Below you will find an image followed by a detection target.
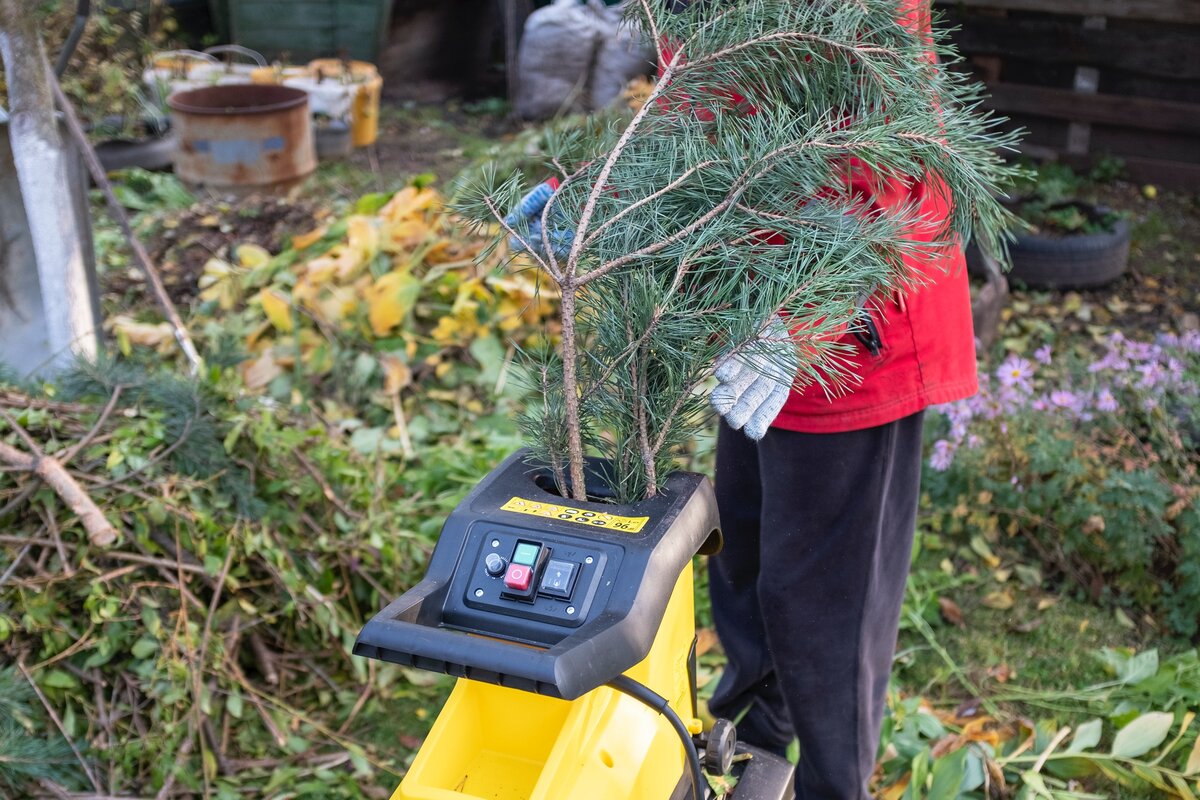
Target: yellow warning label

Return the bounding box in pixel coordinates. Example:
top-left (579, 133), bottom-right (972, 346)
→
top-left (500, 497), bottom-right (649, 533)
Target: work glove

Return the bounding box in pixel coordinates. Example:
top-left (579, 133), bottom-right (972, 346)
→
top-left (710, 316), bottom-right (799, 441)
top-left (504, 181), bottom-right (575, 259)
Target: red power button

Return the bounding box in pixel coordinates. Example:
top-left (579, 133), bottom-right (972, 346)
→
top-left (503, 563), bottom-right (533, 592)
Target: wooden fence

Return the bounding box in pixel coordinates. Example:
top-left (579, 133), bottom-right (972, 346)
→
top-left (935, 0), bottom-right (1200, 188)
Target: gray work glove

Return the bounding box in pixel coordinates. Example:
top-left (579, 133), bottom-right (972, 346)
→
top-left (710, 316), bottom-right (799, 440)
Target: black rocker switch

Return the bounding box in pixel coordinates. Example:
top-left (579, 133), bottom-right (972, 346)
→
top-left (539, 559), bottom-right (579, 599)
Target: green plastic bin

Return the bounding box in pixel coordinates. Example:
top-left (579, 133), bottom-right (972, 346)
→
top-left (208, 0), bottom-right (392, 64)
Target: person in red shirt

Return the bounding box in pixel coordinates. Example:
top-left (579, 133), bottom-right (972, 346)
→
top-left (698, 3), bottom-right (978, 798)
top-left (705, 183), bottom-right (976, 800)
top-left (508, 3), bottom-right (978, 796)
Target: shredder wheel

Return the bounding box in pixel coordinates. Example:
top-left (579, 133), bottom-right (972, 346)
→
top-left (703, 718), bottom-right (738, 776)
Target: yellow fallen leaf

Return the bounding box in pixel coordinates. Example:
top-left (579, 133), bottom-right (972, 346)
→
top-left (314, 285), bottom-right (359, 326)
top-left (381, 186), bottom-right (439, 223)
top-left (1036, 597), bottom-right (1057, 611)
top-left (981, 590), bottom-right (1014, 610)
top-left (301, 254), bottom-right (340, 288)
top-left (382, 218), bottom-right (433, 252)
top-left (366, 269), bottom-right (421, 337)
top-left (108, 315), bottom-right (175, 354)
top-left (347, 215), bottom-right (381, 262)
top-left (241, 351), bottom-right (282, 390)
top-left (198, 257), bottom-right (241, 310)
top-left (380, 355), bottom-right (412, 395)
top-left (236, 243), bottom-right (271, 269)
top-left (431, 315), bottom-right (462, 345)
top-left (259, 289), bottom-right (294, 332)
top-left (291, 225), bottom-right (328, 251)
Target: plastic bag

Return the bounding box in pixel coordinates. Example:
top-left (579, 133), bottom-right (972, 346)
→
top-left (515, 0), bottom-right (603, 120)
top-left (515, 0), bottom-right (653, 119)
top-left (591, 3), bottom-right (655, 109)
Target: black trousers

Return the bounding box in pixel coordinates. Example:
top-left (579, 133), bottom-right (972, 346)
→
top-left (707, 412), bottom-right (925, 800)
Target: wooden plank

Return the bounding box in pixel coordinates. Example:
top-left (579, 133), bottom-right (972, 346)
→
top-left (934, 0), bottom-right (1200, 24)
top-left (1065, 15), bottom-right (1106, 156)
top-left (943, 13), bottom-right (1200, 81)
top-left (1057, 153), bottom-right (1200, 189)
top-left (985, 83), bottom-right (1200, 135)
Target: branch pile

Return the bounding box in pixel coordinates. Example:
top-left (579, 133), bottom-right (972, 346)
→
top-left (0, 180), bottom-right (556, 797)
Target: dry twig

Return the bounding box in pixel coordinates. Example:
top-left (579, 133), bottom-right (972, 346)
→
top-left (0, 410), bottom-right (117, 546)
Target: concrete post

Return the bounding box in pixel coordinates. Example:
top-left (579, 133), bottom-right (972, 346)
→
top-left (0, 1), bottom-right (98, 375)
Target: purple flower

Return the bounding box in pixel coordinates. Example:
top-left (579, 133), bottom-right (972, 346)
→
top-left (1167, 358), bottom-right (1185, 382)
top-left (967, 434), bottom-right (982, 449)
top-left (1182, 331), bottom-right (1200, 353)
top-left (1137, 362), bottom-right (1167, 390)
top-left (1089, 350), bottom-right (1129, 374)
top-left (929, 439), bottom-right (956, 471)
top-left (997, 355), bottom-right (1035, 394)
top-left (1034, 345), bottom-right (1053, 365)
top-left (1143, 396), bottom-right (1159, 411)
top-left (1096, 388), bottom-right (1118, 413)
top-left (1050, 390), bottom-right (1078, 409)
top-left (1125, 341), bottom-right (1158, 362)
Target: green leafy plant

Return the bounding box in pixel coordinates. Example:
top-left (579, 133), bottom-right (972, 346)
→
top-left (923, 335), bottom-right (1200, 637)
top-left (1011, 163), bottom-right (1123, 236)
top-left (0, 0), bottom-right (178, 137)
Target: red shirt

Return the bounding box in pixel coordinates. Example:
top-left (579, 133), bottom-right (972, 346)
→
top-left (660, 0), bottom-right (978, 433)
top-left (774, 173), bottom-right (978, 433)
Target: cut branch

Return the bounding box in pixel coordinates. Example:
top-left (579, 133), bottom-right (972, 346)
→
top-left (0, 436), bottom-right (118, 547)
top-left (558, 286), bottom-right (588, 501)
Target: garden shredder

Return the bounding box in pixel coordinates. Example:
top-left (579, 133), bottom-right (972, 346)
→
top-left (353, 450), bottom-right (795, 800)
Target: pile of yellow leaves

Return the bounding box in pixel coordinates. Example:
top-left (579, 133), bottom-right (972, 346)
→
top-left (183, 185), bottom-right (557, 395)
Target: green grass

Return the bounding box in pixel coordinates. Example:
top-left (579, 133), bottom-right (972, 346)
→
top-left (895, 540), bottom-right (1156, 707)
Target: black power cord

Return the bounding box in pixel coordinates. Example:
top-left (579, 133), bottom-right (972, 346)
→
top-left (607, 675), bottom-right (707, 800)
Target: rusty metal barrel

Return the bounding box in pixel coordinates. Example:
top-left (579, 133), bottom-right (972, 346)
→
top-left (167, 84), bottom-right (315, 191)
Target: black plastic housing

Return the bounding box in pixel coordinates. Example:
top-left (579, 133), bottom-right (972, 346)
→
top-left (352, 450), bottom-right (721, 700)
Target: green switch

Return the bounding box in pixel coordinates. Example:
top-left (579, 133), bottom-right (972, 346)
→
top-left (512, 542), bottom-right (540, 566)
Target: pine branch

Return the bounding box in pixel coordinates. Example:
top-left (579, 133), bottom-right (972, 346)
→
top-left (461, 0), bottom-right (1023, 502)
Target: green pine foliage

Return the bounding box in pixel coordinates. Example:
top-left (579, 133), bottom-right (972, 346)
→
top-left (457, 0), bottom-right (1023, 502)
top-left (0, 667), bottom-right (78, 793)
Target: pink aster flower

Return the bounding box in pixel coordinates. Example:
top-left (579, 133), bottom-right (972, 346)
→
top-left (929, 439), bottom-right (956, 471)
top-left (1034, 345), bottom-right (1052, 365)
top-left (1050, 389), bottom-right (1078, 409)
top-left (997, 355), bottom-right (1035, 394)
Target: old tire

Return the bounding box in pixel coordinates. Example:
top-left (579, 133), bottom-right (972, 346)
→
top-left (94, 133), bottom-right (178, 172)
top-left (1007, 212), bottom-right (1130, 290)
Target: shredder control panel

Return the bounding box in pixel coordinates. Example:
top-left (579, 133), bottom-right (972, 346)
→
top-left (440, 521), bottom-right (624, 645)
